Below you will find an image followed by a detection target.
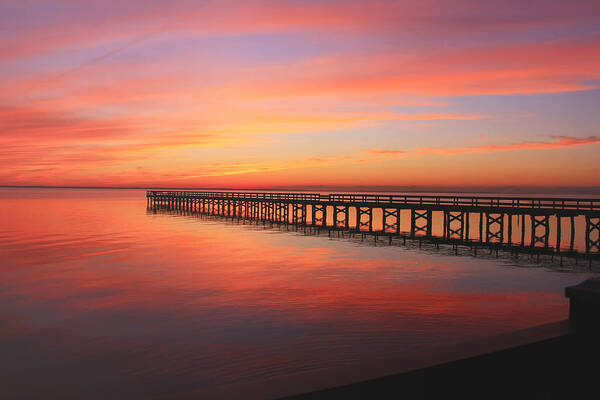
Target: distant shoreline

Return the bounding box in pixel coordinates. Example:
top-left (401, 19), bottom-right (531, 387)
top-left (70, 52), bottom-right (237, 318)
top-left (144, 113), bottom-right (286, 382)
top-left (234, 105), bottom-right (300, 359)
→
top-left (2, 185), bottom-right (600, 195)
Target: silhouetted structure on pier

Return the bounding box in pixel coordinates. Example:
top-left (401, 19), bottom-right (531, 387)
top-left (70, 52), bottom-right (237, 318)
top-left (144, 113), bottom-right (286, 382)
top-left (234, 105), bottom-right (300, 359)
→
top-left (147, 191), bottom-right (600, 261)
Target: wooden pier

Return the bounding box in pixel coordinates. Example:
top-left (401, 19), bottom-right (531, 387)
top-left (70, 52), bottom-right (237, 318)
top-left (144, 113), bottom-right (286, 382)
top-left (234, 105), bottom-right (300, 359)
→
top-left (147, 191), bottom-right (600, 260)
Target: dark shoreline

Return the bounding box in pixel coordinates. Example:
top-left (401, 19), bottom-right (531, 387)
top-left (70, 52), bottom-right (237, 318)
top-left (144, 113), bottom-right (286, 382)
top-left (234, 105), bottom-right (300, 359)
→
top-left (280, 279), bottom-right (600, 399)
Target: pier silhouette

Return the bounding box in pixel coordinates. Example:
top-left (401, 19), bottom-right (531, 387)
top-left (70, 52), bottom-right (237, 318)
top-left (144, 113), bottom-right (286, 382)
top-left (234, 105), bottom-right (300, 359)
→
top-left (147, 191), bottom-right (600, 265)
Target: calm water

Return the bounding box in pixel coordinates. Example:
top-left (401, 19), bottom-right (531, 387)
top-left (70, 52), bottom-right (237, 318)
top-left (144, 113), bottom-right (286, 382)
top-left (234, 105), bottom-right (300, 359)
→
top-left (0, 188), bottom-right (596, 399)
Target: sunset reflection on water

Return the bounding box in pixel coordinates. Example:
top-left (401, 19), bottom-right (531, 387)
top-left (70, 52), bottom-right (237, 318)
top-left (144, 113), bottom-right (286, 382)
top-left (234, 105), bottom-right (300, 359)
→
top-left (0, 189), bottom-right (596, 399)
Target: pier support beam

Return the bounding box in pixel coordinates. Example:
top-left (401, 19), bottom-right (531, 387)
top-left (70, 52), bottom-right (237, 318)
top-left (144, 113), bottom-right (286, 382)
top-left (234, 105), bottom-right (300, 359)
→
top-left (445, 211), bottom-right (465, 239)
top-left (531, 215), bottom-right (550, 248)
top-left (585, 216), bottom-right (600, 253)
top-left (485, 213), bottom-right (504, 243)
top-left (312, 204), bottom-right (325, 226)
top-left (334, 205), bottom-right (348, 228)
top-left (358, 207), bottom-right (373, 232)
top-left (556, 215), bottom-right (562, 251)
top-left (411, 210), bottom-right (431, 237)
top-left (292, 203), bottom-right (304, 225)
top-left (384, 208), bottom-right (400, 234)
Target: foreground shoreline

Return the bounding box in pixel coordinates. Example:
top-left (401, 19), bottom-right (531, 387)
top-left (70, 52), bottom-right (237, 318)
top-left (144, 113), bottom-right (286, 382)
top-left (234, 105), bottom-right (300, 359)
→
top-left (281, 279), bottom-right (600, 399)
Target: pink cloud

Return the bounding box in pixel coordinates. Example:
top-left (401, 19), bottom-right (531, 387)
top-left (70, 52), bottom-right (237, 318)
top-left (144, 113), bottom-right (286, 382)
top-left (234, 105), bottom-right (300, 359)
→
top-left (365, 149), bottom-right (408, 156)
top-left (418, 136), bottom-right (600, 156)
top-left (3, 0), bottom-right (599, 62)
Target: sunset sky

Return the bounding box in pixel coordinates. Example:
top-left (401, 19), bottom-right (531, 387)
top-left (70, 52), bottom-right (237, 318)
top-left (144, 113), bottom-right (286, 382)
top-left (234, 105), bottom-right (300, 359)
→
top-left (1, 0), bottom-right (599, 188)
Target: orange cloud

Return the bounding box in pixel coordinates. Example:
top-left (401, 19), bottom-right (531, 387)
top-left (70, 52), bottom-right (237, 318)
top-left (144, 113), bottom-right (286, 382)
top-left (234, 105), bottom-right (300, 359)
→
top-left (8, 37), bottom-right (597, 112)
top-left (166, 147), bottom-right (412, 179)
top-left (364, 149), bottom-right (408, 156)
top-left (418, 136), bottom-right (600, 156)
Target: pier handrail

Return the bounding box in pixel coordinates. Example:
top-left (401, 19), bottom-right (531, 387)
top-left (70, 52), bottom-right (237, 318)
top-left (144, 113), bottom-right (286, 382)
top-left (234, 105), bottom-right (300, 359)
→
top-left (326, 193), bottom-right (600, 211)
top-left (147, 190), bottom-right (322, 201)
top-left (146, 191), bottom-right (600, 211)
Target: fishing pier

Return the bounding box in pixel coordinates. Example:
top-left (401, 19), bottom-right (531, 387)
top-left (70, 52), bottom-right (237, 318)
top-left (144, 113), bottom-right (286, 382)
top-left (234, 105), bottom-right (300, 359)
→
top-left (147, 191), bottom-right (600, 260)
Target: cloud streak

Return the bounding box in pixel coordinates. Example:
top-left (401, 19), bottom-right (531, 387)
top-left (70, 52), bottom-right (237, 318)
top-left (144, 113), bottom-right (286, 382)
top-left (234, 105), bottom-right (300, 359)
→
top-left (418, 136), bottom-right (600, 156)
top-left (167, 135), bottom-right (600, 179)
top-left (3, 0), bottom-right (599, 61)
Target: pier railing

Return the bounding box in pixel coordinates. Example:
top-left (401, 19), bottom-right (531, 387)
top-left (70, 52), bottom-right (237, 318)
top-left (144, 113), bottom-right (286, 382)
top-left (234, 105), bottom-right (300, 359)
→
top-left (147, 191), bottom-right (600, 212)
top-left (147, 191), bottom-right (322, 201)
top-left (327, 194), bottom-right (600, 211)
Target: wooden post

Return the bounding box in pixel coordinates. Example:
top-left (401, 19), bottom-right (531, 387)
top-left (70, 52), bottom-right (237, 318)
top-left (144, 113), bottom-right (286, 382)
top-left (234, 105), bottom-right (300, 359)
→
top-left (570, 215), bottom-right (575, 252)
top-left (484, 213), bottom-right (489, 243)
top-left (443, 211), bottom-right (447, 239)
top-left (544, 215), bottom-right (550, 248)
top-left (556, 215), bottom-right (562, 252)
top-left (508, 214), bottom-right (513, 244)
top-left (586, 215), bottom-right (590, 253)
top-left (345, 206), bottom-right (350, 229)
top-left (302, 204), bottom-right (307, 225)
top-left (479, 212), bottom-right (484, 242)
top-left (530, 214), bottom-right (536, 247)
top-left (426, 210), bottom-right (432, 237)
top-left (333, 206), bottom-right (339, 228)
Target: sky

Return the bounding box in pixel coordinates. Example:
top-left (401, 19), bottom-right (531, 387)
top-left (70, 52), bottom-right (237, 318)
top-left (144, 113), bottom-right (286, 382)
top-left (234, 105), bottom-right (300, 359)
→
top-left (1, 0), bottom-right (599, 189)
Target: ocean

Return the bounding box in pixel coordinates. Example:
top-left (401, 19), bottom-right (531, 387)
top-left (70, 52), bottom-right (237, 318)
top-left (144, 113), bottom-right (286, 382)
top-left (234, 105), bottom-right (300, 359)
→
top-left (0, 188), bottom-right (596, 399)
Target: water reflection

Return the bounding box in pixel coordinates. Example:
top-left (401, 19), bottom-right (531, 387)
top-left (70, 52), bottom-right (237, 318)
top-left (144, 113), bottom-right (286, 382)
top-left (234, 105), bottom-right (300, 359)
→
top-left (150, 207), bottom-right (600, 272)
top-left (0, 189), bottom-right (597, 399)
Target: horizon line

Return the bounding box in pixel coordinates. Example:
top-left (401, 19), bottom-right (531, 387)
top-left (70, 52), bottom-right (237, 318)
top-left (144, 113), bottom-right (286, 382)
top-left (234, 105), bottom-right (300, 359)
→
top-left (2, 184), bottom-right (600, 195)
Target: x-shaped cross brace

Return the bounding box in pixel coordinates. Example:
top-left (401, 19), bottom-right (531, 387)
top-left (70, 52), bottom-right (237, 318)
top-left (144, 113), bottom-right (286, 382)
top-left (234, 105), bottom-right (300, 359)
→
top-left (358, 207), bottom-right (371, 228)
top-left (586, 217), bottom-right (600, 252)
top-left (487, 213), bottom-right (503, 241)
top-left (334, 206), bottom-right (347, 227)
top-left (447, 212), bottom-right (463, 238)
top-left (384, 208), bottom-right (399, 231)
top-left (413, 210), bottom-right (428, 233)
top-left (532, 215), bottom-right (549, 245)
